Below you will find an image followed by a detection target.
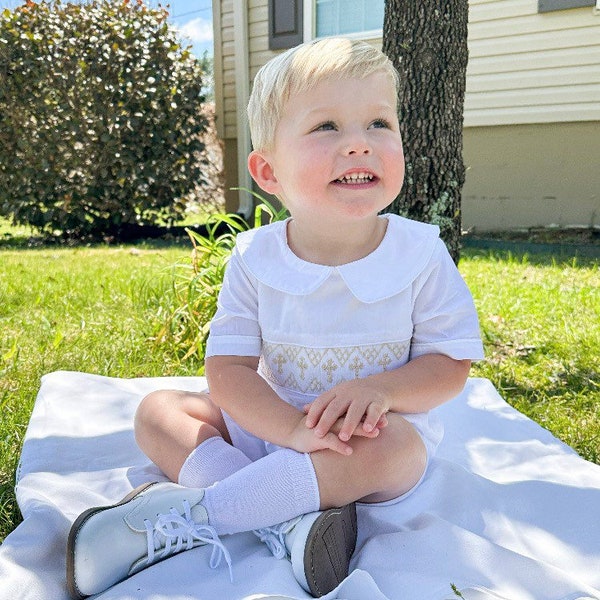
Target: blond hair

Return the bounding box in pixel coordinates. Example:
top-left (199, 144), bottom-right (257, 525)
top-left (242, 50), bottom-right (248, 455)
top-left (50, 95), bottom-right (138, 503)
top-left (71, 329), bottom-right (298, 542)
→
top-left (247, 38), bottom-right (400, 152)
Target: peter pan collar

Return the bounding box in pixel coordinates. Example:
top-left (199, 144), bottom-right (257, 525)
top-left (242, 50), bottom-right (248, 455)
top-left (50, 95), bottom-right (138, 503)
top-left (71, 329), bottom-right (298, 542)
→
top-left (236, 214), bottom-right (440, 303)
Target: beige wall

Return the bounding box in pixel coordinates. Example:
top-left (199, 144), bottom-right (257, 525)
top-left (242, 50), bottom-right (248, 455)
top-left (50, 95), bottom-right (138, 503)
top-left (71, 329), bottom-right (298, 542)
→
top-left (462, 122), bottom-right (600, 230)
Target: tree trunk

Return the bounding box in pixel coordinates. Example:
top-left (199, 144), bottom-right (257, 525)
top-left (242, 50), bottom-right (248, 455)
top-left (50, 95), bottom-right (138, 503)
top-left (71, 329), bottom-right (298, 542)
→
top-left (382, 0), bottom-right (469, 262)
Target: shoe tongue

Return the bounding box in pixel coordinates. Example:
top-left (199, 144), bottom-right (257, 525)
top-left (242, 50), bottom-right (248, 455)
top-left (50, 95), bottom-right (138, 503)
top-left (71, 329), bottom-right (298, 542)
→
top-left (124, 485), bottom-right (206, 531)
top-left (277, 516), bottom-right (303, 553)
top-left (190, 502), bottom-right (209, 525)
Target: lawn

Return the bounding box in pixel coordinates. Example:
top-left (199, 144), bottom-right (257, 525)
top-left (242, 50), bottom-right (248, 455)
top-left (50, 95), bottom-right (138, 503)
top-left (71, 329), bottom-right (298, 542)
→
top-left (0, 233), bottom-right (598, 543)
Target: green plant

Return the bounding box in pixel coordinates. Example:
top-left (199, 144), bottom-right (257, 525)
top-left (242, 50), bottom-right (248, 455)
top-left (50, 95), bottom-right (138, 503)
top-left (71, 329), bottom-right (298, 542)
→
top-left (154, 197), bottom-right (289, 362)
top-left (154, 213), bottom-right (247, 362)
top-left (0, 0), bottom-right (210, 239)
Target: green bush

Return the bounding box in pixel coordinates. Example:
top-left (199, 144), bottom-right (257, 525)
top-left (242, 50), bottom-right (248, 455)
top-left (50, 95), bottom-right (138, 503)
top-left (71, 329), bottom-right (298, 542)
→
top-left (0, 0), bottom-right (209, 238)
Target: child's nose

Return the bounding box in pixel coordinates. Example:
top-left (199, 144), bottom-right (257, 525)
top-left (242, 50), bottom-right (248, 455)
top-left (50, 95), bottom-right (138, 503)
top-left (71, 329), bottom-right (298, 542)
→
top-left (343, 132), bottom-right (372, 156)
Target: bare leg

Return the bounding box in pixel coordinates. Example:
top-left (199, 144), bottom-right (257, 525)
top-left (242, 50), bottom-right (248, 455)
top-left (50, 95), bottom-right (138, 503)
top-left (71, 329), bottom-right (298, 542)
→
top-left (134, 390), bottom-right (231, 483)
top-left (135, 391), bottom-right (427, 507)
top-left (310, 413), bottom-right (427, 508)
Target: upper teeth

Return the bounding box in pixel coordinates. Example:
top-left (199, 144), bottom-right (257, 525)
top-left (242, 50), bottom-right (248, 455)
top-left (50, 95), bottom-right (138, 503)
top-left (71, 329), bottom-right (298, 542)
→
top-left (337, 172), bottom-right (373, 184)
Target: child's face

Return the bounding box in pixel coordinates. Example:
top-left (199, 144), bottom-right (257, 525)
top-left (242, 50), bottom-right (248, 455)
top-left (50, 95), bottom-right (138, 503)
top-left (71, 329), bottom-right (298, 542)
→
top-left (249, 71), bottom-right (404, 230)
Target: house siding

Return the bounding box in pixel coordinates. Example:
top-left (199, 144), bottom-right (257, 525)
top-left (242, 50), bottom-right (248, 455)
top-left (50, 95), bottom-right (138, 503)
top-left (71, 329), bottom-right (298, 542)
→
top-left (214, 0), bottom-right (235, 139)
top-left (214, 1), bottom-right (277, 137)
top-left (248, 2), bottom-right (277, 79)
top-left (465, 0), bottom-right (600, 126)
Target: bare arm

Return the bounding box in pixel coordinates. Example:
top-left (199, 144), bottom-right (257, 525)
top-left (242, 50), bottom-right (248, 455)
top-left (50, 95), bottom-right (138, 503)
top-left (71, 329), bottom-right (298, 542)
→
top-left (205, 354), bottom-right (379, 455)
top-left (305, 354), bottom-right (471, 442)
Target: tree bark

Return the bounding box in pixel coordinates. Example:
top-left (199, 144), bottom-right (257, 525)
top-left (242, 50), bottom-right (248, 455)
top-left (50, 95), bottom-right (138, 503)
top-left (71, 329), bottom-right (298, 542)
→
top-left (382, 0), bottom-right (469, 262)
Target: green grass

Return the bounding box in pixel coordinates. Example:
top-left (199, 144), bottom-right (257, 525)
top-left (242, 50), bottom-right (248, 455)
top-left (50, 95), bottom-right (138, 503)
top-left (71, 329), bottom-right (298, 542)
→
top-left (462, 250), bottom-right (599, 464)
top-left (0, 242), bottom-right (202, 541)
top-left (0, 235), bottom-right (598, 544)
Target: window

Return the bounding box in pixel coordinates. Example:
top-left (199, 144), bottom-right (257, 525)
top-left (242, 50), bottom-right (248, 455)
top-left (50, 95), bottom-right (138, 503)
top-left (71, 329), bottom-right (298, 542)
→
top-left (538, 0), bottom-right (595, 12)
top-left (315, 0), bottom-right (384, 37)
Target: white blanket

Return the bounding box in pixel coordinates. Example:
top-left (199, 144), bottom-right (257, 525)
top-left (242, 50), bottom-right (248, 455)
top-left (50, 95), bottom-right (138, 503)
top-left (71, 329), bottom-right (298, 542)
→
top-left (1, 372), bottom-right (599, 600)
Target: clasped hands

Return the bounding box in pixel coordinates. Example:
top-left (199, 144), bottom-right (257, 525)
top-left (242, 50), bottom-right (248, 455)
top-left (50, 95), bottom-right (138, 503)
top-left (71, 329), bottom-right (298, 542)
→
top-left (289, 379), bottom-right (390, 456)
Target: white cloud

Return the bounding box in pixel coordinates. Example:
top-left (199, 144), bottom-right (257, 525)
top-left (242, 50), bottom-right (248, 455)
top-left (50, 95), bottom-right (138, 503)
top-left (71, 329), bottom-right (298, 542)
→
top-left (177, 17), bottom-right (213, 44)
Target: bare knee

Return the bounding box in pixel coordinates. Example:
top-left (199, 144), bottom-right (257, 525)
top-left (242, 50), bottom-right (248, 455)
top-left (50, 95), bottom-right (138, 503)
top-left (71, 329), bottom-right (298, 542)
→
top-left (313, 415), bottom-right (427, 507)
top-left (134, 389), bottom-right (227, 440)
top-left (134, 389), bottom-right (178, 445)
top-left (134, 389), bottom-right (229, 480)
top-left (360, 416), bottom-right (427, 503)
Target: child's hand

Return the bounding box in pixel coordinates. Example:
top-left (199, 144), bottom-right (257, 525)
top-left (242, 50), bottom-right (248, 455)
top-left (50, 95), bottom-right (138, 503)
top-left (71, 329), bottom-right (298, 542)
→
top-left (288, 415), bottom-right (355, 456)
top-left (303, 408), bottom-right (387, 439)
top-left (304, 380), bottom-right (390, 442)
top-left (328, 415), bottom-right (388, 438)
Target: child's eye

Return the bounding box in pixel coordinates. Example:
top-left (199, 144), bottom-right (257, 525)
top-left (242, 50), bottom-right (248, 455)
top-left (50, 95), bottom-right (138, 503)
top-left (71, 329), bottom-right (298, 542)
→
top-left (369, 119), bottom-right (391, 129)
top-left (313, 121), bottom-right (337, 132)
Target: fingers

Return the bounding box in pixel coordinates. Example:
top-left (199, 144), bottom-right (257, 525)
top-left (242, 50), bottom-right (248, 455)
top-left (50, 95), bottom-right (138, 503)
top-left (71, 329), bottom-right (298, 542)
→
top-left (362, 403), bottom-right (388, 434)
top-left (304, 388), bottom-right (389, 442)
top-left (322, 432), bottom-right (353, 456)
top-left (306, 393), bottom-right (347, 438)
top-left (350, 424), bottom-right (380, 438)
top-left (338, 400), bottom-right (368, 441)
top-left (303, 393), bottom-right (334, 430)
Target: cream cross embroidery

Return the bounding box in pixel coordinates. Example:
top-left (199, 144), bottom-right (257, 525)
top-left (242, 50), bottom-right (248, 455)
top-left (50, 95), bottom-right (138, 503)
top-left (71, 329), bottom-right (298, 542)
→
top-left (322, 358), bottom-right (338, 383)
top-left (273, 353), bottom-right (287, 374)
top-left (349, 356), bottom-right (364, 378)
top-left (260, 341), bottom-right (410, 394)
top-left (378, 353), bottom-right (392, 371)
top-left (297, 356), bottom-right (309, 380)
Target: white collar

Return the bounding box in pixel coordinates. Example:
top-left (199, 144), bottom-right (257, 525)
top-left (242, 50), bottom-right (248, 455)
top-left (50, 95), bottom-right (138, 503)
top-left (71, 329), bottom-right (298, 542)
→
top-left (236, 214), bottom-right (440, 303)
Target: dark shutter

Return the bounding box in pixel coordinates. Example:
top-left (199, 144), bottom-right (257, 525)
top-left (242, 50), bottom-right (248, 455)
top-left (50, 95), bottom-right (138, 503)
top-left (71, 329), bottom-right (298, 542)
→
top-left (538, 0), bottom-right (594, 12)
top-left (268, 0), bottom-right (303, 50)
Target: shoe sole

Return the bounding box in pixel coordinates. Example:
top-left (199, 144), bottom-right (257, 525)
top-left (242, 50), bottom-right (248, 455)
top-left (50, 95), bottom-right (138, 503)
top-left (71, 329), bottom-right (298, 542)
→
top-left (302, 503), bottom-right (357, 598)
top-left (66, 482), bottom-right (159, 599)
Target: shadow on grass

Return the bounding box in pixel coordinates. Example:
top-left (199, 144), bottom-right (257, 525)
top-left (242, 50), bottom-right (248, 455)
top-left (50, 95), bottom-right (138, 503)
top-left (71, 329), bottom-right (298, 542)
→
top-left (462, 238), bottom-right (600, 262)
top-left (0, 219), bottom-right (244, 251)
top-left (3, 232), bottom-right (600, 266)
top-left (1, 231), bottom-right (199, 251)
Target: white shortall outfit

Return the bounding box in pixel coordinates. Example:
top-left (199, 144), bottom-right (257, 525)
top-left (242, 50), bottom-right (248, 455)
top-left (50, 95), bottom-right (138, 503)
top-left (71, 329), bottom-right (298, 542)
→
top-left (66, 215), bottom-right (485, 600)
top-left (205, 214), bottom-right (485, 494)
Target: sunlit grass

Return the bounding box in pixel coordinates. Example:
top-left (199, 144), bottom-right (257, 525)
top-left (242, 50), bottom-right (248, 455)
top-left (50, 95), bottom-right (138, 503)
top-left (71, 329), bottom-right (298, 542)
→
top-left (461, 250), bottom-right (599, 464)
top-left (0, 243), bottom-right (201, 540)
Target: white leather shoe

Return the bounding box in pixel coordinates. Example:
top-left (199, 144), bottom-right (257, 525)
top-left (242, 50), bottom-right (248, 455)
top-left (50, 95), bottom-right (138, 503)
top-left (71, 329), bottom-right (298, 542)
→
top-left (254, 503), bottom-right (357, 597)
top-left (67, 482), bottom-right (231, 599)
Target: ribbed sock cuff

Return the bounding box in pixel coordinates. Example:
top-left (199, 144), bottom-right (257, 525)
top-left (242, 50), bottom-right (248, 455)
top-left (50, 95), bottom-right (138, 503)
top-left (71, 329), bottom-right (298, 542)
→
top-left (178, 436), bottom-right (251, 488)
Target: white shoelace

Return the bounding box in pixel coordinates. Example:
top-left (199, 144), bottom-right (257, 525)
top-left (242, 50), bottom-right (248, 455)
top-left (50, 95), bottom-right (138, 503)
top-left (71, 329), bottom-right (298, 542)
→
top-left (143, 499), bottom-right (233, 580)
top-left (254, 516), bottom-right (302, 560)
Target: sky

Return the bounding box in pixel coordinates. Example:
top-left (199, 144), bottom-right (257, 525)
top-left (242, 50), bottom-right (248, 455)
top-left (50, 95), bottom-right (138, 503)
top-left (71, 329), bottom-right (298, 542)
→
top-left (0, 0), bottom-right (215, 56)
top-left (163, 0), bottom-right (214, 57)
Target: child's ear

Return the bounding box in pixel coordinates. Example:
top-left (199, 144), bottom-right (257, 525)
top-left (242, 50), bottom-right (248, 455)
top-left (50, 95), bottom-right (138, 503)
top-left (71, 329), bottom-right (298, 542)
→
top-left (248, 150), bottom-right (280, 195)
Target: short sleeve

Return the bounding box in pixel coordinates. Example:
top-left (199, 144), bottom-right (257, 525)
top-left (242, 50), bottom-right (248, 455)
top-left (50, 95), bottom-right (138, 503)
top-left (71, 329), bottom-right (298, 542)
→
top-left (410, 239), bottom-right (484, 361)
top-left (205, 245), bottom-right (262, 358)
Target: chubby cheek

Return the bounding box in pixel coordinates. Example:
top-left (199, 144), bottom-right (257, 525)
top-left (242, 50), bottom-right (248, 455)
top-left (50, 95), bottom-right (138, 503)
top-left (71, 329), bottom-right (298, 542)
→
top-left (388, 142), bottom-right (406, 192)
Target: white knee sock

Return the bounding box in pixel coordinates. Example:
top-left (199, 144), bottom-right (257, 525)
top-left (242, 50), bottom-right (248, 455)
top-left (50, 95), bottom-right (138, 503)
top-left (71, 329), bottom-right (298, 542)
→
top-left (178, 436), bottom-right (252, 488)
top-left (202, 448), bottom-right (320, 535)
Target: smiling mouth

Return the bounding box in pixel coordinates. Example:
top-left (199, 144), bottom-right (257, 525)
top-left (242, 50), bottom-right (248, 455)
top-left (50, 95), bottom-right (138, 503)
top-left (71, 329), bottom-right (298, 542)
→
top-left (334, 172), bottom-right (375, 184)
